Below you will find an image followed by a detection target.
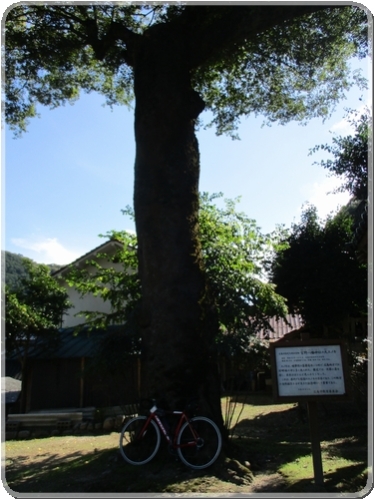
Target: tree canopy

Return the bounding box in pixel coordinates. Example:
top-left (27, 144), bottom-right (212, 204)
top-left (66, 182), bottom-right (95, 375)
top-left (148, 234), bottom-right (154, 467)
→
top-left (271, 96), bottom-right (369, 335)
top-left (310, 107), bottom-right (370, 200)
top-left (5, 259), bottom-right (71, 355)
top-left (6, 5), bottom-right (368, 135)
top-left (271, 204), bottom-right (367, 334)
top-left (4, 259), bottom-right (71, 411)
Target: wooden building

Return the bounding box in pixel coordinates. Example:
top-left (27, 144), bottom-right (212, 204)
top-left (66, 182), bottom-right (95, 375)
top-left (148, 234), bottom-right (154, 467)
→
top-left (7, 326), bottom-right (140, 412)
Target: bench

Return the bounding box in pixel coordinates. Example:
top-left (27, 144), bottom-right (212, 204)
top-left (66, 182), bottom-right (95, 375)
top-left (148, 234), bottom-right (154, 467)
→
top-left (7, 412), bottom-right (83, 430)
top-left (6, 404), bottom-right (139, 431)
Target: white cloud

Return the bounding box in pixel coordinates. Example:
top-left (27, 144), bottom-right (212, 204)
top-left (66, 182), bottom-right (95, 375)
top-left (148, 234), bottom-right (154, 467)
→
top-left (301, 176), bottom-right (351, 221)
top-left (11, 237), bottom-right (82, 265)
top-left (330, 118), bottom-right (353, 135)
top-left (330, 101), bottom-right (371, 135)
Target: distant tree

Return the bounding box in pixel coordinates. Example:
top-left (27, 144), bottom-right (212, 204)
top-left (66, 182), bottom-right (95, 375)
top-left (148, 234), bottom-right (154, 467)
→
top-left (3, 251), bottom-right (30, 291)
top-left (48, 263), bottom-right (64, 274)
top-left (6, 4), bottom-right (369, 422)
top-left (3, 250), bottom-right (63, 290)
top-left (5, 259), bottom-right (71, 411)
top-left (310, 108), bottom-right (370, 200)
top-left (272, 99), bottom-right (369, 334)
top-left (271, 204), bottom-right (367, 335)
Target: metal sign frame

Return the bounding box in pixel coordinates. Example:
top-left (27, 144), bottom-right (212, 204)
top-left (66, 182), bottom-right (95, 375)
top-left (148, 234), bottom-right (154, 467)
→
top-left (270, 338), bottom-right (351, 403)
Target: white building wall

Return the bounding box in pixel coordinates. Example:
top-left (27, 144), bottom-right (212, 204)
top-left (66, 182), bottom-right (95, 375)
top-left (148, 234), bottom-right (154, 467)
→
top-left (61, 287), bottom-right (113, 327)
top-left (58, 254), bottom-right (125, 328)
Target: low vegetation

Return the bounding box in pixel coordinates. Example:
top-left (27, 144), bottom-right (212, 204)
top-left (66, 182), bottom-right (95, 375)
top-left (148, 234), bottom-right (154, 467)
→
top-left (4, 393), bottom-right (369, 494)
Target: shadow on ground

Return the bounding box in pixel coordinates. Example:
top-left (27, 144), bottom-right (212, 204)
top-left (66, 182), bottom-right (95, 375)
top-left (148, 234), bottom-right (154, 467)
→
top-left (5, 397), bottom-right (368, 494)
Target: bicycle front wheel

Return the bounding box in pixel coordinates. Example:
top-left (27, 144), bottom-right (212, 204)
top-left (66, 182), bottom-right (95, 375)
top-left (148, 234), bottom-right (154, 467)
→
top-left (119, 416), bottom-right (161, 465)
top-left (177, 416), bottom-right (222, 469)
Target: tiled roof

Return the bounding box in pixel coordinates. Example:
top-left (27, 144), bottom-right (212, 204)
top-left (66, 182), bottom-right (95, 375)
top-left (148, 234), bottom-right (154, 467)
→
top-left (256, 314), bottom-right (304, 341)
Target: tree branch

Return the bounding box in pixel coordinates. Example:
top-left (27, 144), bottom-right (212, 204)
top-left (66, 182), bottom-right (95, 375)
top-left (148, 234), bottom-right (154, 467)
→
top-left (178, 5), bottom-right (333, 69)
top-left (51, 6), bottom-right (140, 66)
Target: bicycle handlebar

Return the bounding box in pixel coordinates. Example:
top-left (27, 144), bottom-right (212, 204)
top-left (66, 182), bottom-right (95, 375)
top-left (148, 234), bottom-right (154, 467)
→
top-left (139, 397), bottom-right (200, 415)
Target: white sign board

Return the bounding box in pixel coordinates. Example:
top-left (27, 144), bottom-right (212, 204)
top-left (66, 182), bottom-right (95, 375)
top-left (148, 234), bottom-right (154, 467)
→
top-left (274, 344), bottom-right (346, 397)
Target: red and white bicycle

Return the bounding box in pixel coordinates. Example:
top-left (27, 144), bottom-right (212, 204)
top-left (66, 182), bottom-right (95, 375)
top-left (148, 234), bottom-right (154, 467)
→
top-left (119, 399), bottom-right (222, 470)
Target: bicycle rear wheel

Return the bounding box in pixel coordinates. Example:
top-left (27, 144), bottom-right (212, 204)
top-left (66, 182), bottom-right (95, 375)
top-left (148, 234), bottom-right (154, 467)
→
top-left (177, 416), bottom-right (222, 469)
top-left (119, 416), bottom-right (161, 465)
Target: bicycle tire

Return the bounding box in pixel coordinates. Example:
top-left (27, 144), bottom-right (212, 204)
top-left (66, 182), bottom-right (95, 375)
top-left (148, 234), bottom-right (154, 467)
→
top-left (177, 416), bottom-right (222, 469)
top-left (119, 416), bottom-right (161, 465)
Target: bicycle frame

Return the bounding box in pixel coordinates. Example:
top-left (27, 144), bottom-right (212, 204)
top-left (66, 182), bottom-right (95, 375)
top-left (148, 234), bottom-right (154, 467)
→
top-left (138, 405), bottom-right (198, 450)
top-left (120, 402), bottom-right (222, 469)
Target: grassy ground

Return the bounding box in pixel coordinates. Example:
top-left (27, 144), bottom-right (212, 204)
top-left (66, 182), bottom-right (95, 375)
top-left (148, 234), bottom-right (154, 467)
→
top-left (3, 392), bottom-right (370, 495)
top-left (225, 393), bottom-right (370, 493)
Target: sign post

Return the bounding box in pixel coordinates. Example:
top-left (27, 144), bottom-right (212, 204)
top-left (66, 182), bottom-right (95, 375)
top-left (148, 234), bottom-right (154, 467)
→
top-left (307, 400), bottom-right (324, 485)
top-left (270, 337), bottom-right (350, 486)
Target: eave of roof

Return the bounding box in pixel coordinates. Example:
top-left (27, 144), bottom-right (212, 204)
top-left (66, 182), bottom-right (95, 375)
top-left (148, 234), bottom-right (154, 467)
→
top-left (52, 238), bottom-right (124, 277)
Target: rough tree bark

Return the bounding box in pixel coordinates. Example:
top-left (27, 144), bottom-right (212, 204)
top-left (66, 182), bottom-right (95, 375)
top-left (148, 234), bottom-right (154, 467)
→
top-left (132, 24), bottom-right (223, 426)
top-left (128, 5), bottom-right (330, 426)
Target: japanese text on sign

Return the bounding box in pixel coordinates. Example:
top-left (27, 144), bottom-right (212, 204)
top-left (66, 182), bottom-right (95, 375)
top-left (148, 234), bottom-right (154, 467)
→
top-left (274, 345), bottom-right (345, 397)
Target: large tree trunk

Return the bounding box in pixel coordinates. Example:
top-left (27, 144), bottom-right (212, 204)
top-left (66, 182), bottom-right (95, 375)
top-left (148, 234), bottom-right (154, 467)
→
top-left (132, 27), bottom-right (223, 428)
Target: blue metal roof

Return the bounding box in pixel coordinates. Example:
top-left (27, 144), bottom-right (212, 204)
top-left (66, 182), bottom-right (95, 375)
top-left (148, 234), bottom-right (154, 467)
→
top-left (8, 326), bottom-right (125, 360)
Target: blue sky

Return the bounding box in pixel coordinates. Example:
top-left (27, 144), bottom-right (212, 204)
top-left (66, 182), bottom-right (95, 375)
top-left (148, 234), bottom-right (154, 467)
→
top-left (2, 51), bottom-right (371, 265)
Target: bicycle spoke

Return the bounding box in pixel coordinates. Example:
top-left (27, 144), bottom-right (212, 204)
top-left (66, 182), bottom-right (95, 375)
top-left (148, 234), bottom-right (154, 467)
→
top-left (177, 416), bottom-right (222, 469)
top-left (119, 416), bottom-right (160, 465)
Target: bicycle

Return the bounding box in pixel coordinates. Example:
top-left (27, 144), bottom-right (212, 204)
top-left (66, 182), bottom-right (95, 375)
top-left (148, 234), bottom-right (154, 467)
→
top-left (119, 399), bottom-right (222, 469)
